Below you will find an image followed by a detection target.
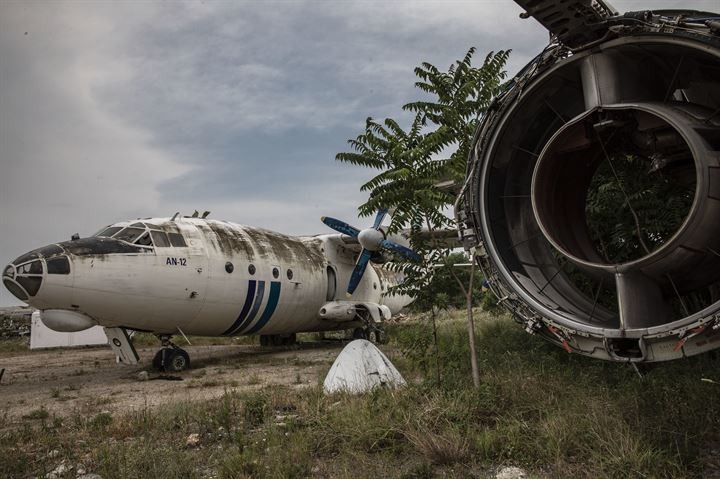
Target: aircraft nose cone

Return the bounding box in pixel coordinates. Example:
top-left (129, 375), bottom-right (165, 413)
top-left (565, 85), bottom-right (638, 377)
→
top-left (3, 264), bottom-right (14, 279)
top-left (3, 263), bottom-right (30, 301)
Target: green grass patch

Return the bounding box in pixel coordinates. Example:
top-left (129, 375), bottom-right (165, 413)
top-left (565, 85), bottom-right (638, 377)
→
top-left (1, 315), bottom-right (718, 478)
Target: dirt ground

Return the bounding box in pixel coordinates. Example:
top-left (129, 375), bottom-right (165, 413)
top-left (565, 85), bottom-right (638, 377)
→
top-left (0, 341), bottom-right (345, 425)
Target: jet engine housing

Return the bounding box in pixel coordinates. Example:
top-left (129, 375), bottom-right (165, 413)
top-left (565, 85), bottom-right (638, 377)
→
top-left (457, 2), bottom-right (720, 362)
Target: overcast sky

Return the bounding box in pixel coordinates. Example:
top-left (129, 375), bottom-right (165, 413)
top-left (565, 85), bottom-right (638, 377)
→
top-left (1, 0), bottom-right (716, 307)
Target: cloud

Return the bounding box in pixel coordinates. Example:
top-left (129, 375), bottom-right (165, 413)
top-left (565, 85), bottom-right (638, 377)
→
top-left (3, 0), bottom-right (715, 307)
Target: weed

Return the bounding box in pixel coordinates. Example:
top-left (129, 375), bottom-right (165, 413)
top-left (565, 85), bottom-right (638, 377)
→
top-left (90, 412), bottom-right (113, 430)
top-left (22, 407), bottom-right (49, 420)
top-left (2, 315), bottom-right (717, 479)
top-left (401, 462), bottom-right (435, 479)
top-left (243, 393), bottom-right (267, 427)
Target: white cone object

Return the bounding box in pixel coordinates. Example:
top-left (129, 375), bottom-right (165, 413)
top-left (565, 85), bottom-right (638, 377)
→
top-left (323, 339), bottom-right (406, 394)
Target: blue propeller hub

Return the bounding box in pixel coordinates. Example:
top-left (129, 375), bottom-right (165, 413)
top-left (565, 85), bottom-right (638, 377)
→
top-left (321, 209), bottom-right (421, 296)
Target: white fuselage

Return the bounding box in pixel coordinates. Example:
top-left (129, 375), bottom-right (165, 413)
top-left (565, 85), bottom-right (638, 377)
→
top-left (3, 217), bottom-right (411, 337)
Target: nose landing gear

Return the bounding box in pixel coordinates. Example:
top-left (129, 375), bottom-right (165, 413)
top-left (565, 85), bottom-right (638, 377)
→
top-left (152, 335), bottom-right (190, 372)
top-left (352, 325), bottom-right (386, 344)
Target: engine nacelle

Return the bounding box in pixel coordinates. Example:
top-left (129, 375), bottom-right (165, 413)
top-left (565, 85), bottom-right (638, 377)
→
top-left (319, 302), bottom-right (357, 321)
top-left (318, 301), bottom-right (391, 323)
top-left (456, 2), bottom-right (720, 362)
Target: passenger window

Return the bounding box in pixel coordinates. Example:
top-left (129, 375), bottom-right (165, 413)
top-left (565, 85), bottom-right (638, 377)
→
top-left (168, 233), bottom-right (187, 247)
top-left (135, 232), bottom-right (153, 247)
top-left (95, 226), bottom-right (122, 238)
top-left (114, 227), bottom-right (145, 243)
top-left (151, 231), bottom-right (170, 248)
top-left (47, 257), bottom-right (70, 275)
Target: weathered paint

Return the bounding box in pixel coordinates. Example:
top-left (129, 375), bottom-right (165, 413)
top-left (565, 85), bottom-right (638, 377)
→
top-left (6, 216), bottom-right (413, 338)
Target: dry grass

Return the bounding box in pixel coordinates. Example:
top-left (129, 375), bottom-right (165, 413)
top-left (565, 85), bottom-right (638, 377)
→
top-left (1, 315), bottom-right (718, 479)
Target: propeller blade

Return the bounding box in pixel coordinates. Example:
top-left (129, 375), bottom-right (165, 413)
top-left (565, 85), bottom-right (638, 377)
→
top-left (321, 216), bottom-right (360, 237)
top-left (347, 249), bottom-right (373, 296)
top-left (380, 239), bottom-right (422, 262)
top-left (372, 208), bottom-right (389, 229)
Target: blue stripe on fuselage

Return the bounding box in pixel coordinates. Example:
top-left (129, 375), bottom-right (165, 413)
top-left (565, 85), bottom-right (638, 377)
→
top-left (223, 280), bottom-right (257, 336)
top-left (234, 280), bottom-right (266, 335)
top-left (244, 281), bottom-right (281, 335)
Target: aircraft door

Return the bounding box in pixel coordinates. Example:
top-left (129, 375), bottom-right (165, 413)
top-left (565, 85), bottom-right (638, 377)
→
top-left (326, 265), bottom-right (337, 301)
top-left (172, 222), bottom-right (209, 321)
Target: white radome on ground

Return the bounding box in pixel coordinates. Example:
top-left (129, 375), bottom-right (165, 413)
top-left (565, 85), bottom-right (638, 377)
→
top-left (323, 339), bottom-right (406, 394)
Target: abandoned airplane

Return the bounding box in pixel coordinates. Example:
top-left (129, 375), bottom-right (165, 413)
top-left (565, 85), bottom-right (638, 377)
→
top-left (2, 210), bottom-right (418, 372)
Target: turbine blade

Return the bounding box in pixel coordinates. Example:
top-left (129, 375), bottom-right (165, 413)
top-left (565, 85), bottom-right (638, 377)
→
top-left (321, 216), bottom-right (360, 237)
top-left (347, 249), bottom-right (373, 295)
top-left (380, 239), bottom-right (422, 262)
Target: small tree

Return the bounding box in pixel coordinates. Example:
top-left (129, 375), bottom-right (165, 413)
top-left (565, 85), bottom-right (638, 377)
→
top-left (337, 48), bottom-right (510, 387)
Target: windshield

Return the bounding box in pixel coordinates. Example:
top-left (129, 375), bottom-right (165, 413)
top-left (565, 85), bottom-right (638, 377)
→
top-left (95, 226), bottom-right (122, 238)
top-left (92, 222), bottom-right (188, 249)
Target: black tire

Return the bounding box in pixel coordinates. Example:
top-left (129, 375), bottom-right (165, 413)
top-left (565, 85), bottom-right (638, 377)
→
top-left (152, 349), bottom-right (165, 371)
top-left (373, 329), bottom-right (387, 344)
top-left (164, 348), bottom-right (190, 372)
top-left (352, 328), bottom-right (368, 340)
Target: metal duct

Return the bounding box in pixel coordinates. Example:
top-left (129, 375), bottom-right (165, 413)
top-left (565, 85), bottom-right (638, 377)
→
top-left (457, 6), bottom-right (720, 362)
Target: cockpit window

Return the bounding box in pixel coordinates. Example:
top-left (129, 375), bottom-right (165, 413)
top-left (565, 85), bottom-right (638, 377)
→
top-left (17, 260), bottom-right (43, 275)
top-left (47, 256), bottom-right (70, 275)
top-left (114, 227), bottom-right (145, 243)
top-left (95, 226), bottom-right (122, 238)
top-left (168, 233), bottom-right (187, 247)
top-left (130, 222), bottom-right (145, 228)
top-left (17, 277), bottom-right (42, 296)
top-left (134, 232), bottom-right (153, 247)
top-left (3, 279), bottom-right (28, 300)
top-left (39, 244), bottom-right (64, 257)
top-left (151, 231), bottom-right (171, 247)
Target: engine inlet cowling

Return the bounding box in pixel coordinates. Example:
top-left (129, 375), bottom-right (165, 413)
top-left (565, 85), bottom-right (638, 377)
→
top-left (458, 5), bottom-right (720, 362)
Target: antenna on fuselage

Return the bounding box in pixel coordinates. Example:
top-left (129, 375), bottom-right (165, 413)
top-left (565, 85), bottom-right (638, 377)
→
top-left (171, 212), bottom-right (180, 221)
top-left (201, 211), bottom-right (211, 219)
top-left (191, 210), bottom-right (199, 218)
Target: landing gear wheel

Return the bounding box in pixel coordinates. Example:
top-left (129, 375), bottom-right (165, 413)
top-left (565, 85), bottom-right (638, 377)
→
top-left (152, 347), bottom-right (190, 372)
top-left (352, 328), bottom-right (369, 340)
top-left (372, 329), bottom-right (387, 344)
top-left (152, 349), bottom-right (165, 370)
top-left (165, 348), bottom-right (190, 372)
